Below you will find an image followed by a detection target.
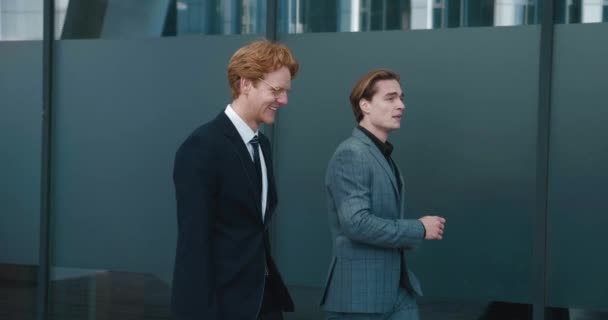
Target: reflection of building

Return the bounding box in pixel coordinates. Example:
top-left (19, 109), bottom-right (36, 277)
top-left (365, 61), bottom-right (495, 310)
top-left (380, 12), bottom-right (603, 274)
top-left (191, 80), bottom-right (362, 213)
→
top-left (0, 0), bottom-right (69, 40)
top-left (494, 0), bottom-right (538, 26)
top-left (2, 0), bottom-right (607, 40)
top-left (278, 0), bottom-right (536, 32)
top-left (0, 0), bottom-right (44, 40)
top-left (278, 0), bottom-right (608, 33)
top-left (581, 0), bottom-right (606, 23)
top-left (176, 0), bottom-right (266, 35)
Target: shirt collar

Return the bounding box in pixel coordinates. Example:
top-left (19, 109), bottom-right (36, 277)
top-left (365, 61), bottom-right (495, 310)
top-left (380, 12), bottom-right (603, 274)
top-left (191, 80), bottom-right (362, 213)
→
top-left (357, 125), bottom-right (393, 158)
top-left (225, 105), bottom-right (258, 144)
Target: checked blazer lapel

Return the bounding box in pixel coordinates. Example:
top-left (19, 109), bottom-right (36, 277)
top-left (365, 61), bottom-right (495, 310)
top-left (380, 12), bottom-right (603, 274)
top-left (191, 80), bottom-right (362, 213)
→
top-left (352, 129), bottom-right (400, 200)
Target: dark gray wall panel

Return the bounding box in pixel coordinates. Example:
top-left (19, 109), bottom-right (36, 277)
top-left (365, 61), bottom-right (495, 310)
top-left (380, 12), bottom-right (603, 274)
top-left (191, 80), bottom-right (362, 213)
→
top-left (275, 27), bottom-right (539, 303)
top-left (0, 41), bottom-right (42, 265)
top-left (547, 23), bottom-right (608, 310)
top-left (52, 35), bottom-right (256, 283)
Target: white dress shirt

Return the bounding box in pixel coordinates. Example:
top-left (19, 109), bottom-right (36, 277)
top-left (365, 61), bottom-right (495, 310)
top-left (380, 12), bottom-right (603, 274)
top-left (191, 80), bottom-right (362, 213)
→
top-left (224, 105), bottom-right (268, 219)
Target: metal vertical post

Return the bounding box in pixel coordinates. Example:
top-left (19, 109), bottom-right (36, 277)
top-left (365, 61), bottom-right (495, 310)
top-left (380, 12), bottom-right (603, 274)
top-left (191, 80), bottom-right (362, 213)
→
top-left (37, 0), bottom-right (55, 319)
top-left (534, 0), bottom-right (556, 319)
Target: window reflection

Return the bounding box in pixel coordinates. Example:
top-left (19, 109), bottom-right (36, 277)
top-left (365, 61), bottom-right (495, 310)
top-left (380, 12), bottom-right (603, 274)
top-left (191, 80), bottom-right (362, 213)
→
top-left (55, 0), bottom-right (70, 38)
top-left (581, 0), bottom-right (606, 23)
top-left (568, 308), bottom-right (608, 319)
top-left (278, 0), bottom-right (542, 34)
top-left (51, 0), bottom-right (266, 39)
top-left (557, 0), bottom-right (608, 23)
top-left (0, 0), bottom-right (42, 40)
top-left (176, 0), bottom-right (266, 35)
top-left (49, 267), bottom-right (172, 320)
top-left (3, 0), bottom-right (607, 40)
top-left (0, 0), bottom-right (72, 41)
top-left (493, 0), bottom-right (539, 26)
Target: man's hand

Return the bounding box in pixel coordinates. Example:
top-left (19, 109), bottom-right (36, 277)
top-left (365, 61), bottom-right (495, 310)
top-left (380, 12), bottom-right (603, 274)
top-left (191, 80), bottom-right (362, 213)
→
top-left (418, 216), bottom-right (446, 240)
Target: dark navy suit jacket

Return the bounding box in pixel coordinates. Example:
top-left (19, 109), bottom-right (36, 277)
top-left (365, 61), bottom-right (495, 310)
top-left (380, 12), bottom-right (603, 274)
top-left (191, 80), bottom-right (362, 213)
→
top-left (171, 112), bottom-right (293, 320)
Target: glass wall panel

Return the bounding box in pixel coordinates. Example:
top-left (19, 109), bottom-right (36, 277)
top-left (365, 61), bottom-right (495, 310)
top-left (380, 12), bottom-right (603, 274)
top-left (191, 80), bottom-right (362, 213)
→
top-left (0, 41), bottom-right (43, 320)
top-left (547, 23), bottom-right (608, 314)
top-left (48, 35), bottom-right (256, 320)
top-left (275, 27), bottom-right (540, 317)
top-left (54, 0), bottom-right (265, 39)
top-left (556, 0), bottom-right (608, 24)
top-left (278, 0), bottom-right (540, 33)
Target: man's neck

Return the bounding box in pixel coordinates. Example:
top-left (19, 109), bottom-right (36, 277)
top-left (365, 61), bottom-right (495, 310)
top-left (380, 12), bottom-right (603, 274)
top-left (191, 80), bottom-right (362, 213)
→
top-left (359, 121), bottom-right (388, 143)
top-left (231, 99), bottom-right (258, 132)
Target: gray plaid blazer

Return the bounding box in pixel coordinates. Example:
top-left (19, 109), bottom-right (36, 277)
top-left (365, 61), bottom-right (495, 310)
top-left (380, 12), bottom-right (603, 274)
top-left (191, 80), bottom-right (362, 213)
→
top-left (320, 128), bottom-right (426, 314)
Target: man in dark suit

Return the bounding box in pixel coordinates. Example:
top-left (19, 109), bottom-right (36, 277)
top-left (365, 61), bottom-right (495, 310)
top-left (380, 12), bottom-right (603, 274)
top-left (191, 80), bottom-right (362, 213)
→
top-left (171, 40), bottom-right (299, 320)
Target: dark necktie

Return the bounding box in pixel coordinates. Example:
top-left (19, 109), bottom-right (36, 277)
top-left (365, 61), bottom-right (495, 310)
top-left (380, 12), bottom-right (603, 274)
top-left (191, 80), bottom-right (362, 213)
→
top-left (250, 135), bottom-right (263, 194)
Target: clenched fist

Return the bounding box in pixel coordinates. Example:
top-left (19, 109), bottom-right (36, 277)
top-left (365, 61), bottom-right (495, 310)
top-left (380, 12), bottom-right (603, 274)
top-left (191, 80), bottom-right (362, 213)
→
top-left (418, 216), bottom-right (446, 240)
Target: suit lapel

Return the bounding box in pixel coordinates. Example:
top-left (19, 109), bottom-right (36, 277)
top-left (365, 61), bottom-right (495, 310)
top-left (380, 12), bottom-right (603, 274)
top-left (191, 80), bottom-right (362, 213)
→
top-left (352, 129), bottom-right (400, 199)
top-left (217, 113), bottom-right (263, 220)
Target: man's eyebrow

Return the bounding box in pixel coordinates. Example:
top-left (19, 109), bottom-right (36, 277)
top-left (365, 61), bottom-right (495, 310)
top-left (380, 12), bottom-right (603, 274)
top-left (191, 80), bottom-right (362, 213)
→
top-left (384, 92), bottom-right (403, 98)
top-left (275, 84), bottom-right (290, 91)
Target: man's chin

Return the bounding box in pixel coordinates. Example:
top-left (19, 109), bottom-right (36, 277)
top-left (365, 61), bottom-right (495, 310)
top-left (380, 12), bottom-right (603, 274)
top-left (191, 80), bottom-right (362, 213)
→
top-left (262, 117), bottom-right (276, 125)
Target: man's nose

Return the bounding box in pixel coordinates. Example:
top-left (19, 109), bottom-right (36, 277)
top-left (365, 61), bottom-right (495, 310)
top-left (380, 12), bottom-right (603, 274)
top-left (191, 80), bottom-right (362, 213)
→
top-left (276, 92), bottom-right (288, 105)
top-left (397, 100), bottom-right (405, 110)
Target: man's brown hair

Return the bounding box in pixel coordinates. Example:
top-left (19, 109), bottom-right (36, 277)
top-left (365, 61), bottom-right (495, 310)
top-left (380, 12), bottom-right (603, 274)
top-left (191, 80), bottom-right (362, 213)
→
top-left (227, 39), bottom-right (300, 99)
top-left (349, 69), bottom-right (401, 123)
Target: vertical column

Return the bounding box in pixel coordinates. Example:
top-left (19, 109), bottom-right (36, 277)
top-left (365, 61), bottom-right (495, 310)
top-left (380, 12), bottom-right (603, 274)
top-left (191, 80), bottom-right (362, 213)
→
top-left (37, 0), bottom-right (55, 319)
top-left (533, 0), bottom-right (555, 319)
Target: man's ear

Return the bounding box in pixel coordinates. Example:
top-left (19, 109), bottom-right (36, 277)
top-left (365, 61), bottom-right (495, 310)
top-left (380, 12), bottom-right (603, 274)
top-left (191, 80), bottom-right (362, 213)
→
top-left (240, 78), bottom-right (252, 95)
top-left (360, 99), bottom-right (370, 114)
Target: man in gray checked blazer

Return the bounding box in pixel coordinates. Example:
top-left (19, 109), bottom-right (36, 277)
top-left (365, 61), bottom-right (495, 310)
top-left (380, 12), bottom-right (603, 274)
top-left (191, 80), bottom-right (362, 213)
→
top-left (321, 69), bottom-right (447, 320)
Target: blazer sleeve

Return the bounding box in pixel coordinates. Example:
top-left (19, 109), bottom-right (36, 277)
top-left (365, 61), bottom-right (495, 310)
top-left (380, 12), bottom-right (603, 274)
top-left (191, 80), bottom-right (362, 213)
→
top-left (172, 137), bottom-right (218, 320)
top-left (326, 145), bottom-right (425, 249)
